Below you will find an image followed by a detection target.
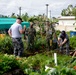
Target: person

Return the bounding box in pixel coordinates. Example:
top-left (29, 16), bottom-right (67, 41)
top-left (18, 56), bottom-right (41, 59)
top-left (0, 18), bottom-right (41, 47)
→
top-left (52, 33), bottom-right (58, 49)
top-left (26, 22), bottom-right (36, 51)
top-left (45, 21), bottom-right (55, 51)
top-left (23, 25), bottom-right (28, 40)
top-left (58, 31), bottom-right (70, 55)
top-left (8, 17), bottom-right (26, 57)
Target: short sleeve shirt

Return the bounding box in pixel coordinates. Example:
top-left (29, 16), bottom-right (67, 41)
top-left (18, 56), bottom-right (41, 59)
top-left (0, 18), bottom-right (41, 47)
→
top-left (9, 22), bottom-right (22, 38)
top-left (58, 33), bottom-right (69, 44)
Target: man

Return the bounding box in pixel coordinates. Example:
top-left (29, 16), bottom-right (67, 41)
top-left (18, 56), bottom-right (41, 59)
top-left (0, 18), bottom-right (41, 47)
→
top-left (58, 31), bottom-right (70, 55)
top-left (45, 21), bottom-right (55, 51)
top-left (23, 25), bottom-right (27, 40)
top-left (27, 22), bottom-right (36, 51)
top-left (8, 17), bottom-right (25, 57)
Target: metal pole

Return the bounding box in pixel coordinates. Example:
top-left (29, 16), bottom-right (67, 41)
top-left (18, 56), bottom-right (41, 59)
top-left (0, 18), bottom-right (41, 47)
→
top-left (19, 7), bottom-right (21, 17)
top-left (49, 10), bottom-right (51, 19)
top-left (46, 4), bottom-right (49, 20)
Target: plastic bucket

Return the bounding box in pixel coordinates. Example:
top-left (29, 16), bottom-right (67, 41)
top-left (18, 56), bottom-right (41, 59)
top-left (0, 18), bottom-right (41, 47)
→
top-left (70, 31), bottom-right (76, 37)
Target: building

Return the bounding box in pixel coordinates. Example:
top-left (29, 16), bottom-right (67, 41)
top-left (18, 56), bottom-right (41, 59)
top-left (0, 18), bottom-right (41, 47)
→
top-left (55, 16), bottom-right (76, 31)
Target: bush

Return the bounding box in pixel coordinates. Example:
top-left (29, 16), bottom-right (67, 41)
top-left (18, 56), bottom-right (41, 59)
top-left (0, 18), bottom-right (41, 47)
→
top-left (0, 53), bottom-right (76, 75)
top-left (0, 36), bottom-right (13, 54)
top-left (69, 36), bottom-right (76, 49)
top-left (34, 36), bottom-right (46, 51)
top-left (0, 54), bottom-right (19, 75)
top-left (55, 30), bottom-right (61, 36)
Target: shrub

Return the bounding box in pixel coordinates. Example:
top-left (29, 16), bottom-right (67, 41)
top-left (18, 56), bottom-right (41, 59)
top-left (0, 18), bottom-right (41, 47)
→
top-left (0, 54), bottom-right (19, 75)
top-left (0, 36), bottom-right (13, 54)
top-left (69, 36), bottom-right (76, 49)
top-left (0, 53), bottom-right (76, 75)
top-left (34, 36), bottom-right (46, 51)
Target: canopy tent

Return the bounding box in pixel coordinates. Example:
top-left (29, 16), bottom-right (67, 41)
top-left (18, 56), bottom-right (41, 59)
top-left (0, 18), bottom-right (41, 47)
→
top-left (0, 18), bottom-right (30, 29)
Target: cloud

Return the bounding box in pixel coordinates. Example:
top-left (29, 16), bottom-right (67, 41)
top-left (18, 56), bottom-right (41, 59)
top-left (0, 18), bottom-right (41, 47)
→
top-left (0, 0), bottom-right (76, 17)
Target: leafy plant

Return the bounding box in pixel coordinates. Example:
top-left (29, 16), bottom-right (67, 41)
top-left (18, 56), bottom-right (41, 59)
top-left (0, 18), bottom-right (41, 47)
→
top-left (69, 36), bottom-right (76, 49)
top-left (0, 36), bottom-right (13, 54)
top-left (0, 53), bottom-right (76, 75)
top-left (0, 54), bottom-right (19, 75)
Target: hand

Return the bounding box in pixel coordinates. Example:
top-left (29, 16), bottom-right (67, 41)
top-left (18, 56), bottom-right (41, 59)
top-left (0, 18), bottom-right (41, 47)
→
top-left (24, 25), bottom-right (26, 30)
top-left (59, 43), bottom-right (64, 47)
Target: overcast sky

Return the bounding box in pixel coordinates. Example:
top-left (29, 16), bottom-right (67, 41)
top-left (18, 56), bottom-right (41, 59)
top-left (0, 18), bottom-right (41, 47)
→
top-left (0, 0), bottom-right (76, 18)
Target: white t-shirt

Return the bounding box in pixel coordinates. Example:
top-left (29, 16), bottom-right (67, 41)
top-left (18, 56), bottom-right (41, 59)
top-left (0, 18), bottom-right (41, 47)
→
top-left (9, 22), bottom-right (22, 38)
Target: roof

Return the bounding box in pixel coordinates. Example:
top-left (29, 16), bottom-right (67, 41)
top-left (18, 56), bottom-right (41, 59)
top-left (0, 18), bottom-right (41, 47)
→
top-left (0, 18), bottom-right (30, 29)
top-left (58, 16), bottom-right (75, 20)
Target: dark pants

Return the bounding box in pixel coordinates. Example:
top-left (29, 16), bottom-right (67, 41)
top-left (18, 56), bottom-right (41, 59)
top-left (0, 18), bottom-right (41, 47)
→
top-left (12, 38), bottom-right (24, 57)
top-left (27, 36), bottom-right (34, 51)
top-left (60, 42), bottom-right (69, 55)
top-left (46, 38), bottom-right (52, 51)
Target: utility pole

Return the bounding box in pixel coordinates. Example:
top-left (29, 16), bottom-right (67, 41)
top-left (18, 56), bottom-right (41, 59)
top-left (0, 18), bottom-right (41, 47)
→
top-left (49, 10), bottom-right (51, 19)
top-left (19, 7), bottom-right (21, 17)
top-left (46, 4), bottom-right (49, 21)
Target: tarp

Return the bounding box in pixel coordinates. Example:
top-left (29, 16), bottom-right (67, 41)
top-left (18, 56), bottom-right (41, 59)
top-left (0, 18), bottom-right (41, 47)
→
top-left (0, 18), bottom-right (30, 29)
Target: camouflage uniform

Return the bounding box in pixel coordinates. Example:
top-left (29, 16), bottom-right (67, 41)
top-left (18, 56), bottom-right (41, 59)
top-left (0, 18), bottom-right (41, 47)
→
top-left (27, 27), bottom-right (36, 50)
top-left (46, 24), bottom-right (55, 51)
top-left (12, 38), bottom-right (24, 57)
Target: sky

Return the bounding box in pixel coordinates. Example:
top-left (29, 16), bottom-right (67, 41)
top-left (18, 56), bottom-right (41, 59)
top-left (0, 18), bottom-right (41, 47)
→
top-left (0, 0), bottom-right (76, 18)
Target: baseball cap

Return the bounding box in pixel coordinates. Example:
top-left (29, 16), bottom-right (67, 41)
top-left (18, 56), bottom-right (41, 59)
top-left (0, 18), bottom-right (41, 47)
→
top-left (17, 17), bottom-right (23, 22)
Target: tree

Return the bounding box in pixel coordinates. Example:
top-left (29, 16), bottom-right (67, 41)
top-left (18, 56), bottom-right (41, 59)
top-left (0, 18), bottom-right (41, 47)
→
top-left (72, 6), bottom-right (76, 29)
top-left (67, 5), bottom-right (73, 16)
top-left (0, 14), bottom-right (8, 18)
top-left (61, 9), bottom-right (67, 16)
top-left (10, 13), bottom-right (17, 18)
top-left (72, 6), bottom-right (76, 19)
top-left (61, 4), bottom-right (76, 16)
top-left (21, 13), bottom-right (29, 21)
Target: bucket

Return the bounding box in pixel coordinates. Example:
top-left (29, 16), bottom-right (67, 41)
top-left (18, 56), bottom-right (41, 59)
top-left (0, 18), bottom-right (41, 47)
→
top-left (70, 31), bottom-right (76, 37)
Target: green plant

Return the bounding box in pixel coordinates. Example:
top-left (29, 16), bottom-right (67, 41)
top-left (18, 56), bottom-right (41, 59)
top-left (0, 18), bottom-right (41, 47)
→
top-left (0, 54), bottom-right (19, 75)
top-left (0, 53), bottom-right (76, 75)
top-left (0, 36), bottom-right (13, 54)
top-left (69, 36), bottom-right (76, 49)
top-left (34, 37), bottom-right (46, 51)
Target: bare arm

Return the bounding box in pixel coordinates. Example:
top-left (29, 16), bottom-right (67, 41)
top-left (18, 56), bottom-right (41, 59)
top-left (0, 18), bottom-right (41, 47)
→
top-left (8, 29), bottom-right (12, 37)
top-left (62, 38), bottom-right (67, 45)
top-left (57, 37), bottom-right (61, 45)
top-left (19, 29), bottom-right (25, 34)
top-left (59, 38), bottom-right (67, 46)
top-left (19, 26), bottom-right (26, 34)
